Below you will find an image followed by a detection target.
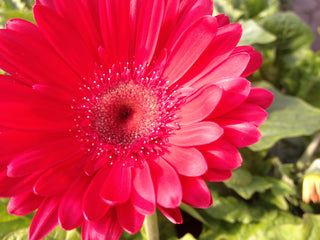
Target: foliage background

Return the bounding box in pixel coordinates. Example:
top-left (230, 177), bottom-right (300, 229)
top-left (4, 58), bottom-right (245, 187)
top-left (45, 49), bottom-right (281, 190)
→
top-left (1, 0), bottom-right (320, 239)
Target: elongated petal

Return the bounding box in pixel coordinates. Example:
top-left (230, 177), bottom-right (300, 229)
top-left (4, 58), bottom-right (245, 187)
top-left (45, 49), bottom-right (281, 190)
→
top-left (34, 158), bottom-right (80, 196)
top-left (158, 206), bottom-right (183, 224)
top-left (83, 166), bottom-right (111, 221)
top-left (181, 23), bottom-right (242, 87)
top-left (7, 192), bottom-right (43, 216)
top-left (0, 171), bottom-right (39, 197)
top-left (117, 200), bottom-right (144, 234)
top-left (7, 138), bottom-right (79, 177)
top-left (170, 121), bottom-right (223, 146)
top-left (208, 77), bottom-right (251, 117)
top-left (167, 0), bottom-right (214, 50)
top-left (29, 197), bottom-right (59, 240)
top-left (246, 87), bottom-right (274, 109)
top-left (203, 169), bottom-right (232, 182)
top-left (163, 16), bottom-right (218, 86)
top-left (34, 5), bottom-right (95, 76)
top-left (0, 102), bottom-right (73, 132)
top-left (135, 0), bottom-right (164, 65)
top-left (149, 159), bottom-right (182, 208)
top-left (180, 176), bottom-right (213, 208)
top-left (131, 162), bottom-right (155, 215)
top-left (100, 0), bottom-right (131, 63)
top-left (0, 28), bottom-right (81, 92)
top-left (0, 130), bottom-right (58, 157)
top-left (54, 0), bottom-right (102, 57)
top-left (201, 52), bottom-right (250, 82)
top-left (221, 103), bottom-right (267, 127)
top-left (216, 119), bottom-right (261, 148)
top-left (177, 84), bottom-right (222, 125)
top-left (163, 146), bottom-right (207, 177)
top-left (200, 139), bottom-right (242, 170)
top-left (233, 46), bottom-right (263, 77)
top-left (100, 163), bottom-right (132, 204)
top-left (82, 208), bottom-right (123, 240)
top-left (58, 175), bottom-right (90, 230)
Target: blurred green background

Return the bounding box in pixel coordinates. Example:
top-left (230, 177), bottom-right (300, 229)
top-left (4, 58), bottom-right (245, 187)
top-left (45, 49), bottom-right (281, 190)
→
top-left (1, 0), bottom-right (320, 239)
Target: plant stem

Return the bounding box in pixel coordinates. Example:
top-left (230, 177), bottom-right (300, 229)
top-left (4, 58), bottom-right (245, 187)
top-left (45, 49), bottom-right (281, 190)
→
top-left (298, 131), bottom-right (320, 170)
top-left (144, 212), bottom-right (159, 240)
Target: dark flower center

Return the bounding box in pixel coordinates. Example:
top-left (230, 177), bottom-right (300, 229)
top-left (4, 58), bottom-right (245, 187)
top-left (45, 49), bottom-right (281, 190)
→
top-left (94, 83), bottom-right (159, 145)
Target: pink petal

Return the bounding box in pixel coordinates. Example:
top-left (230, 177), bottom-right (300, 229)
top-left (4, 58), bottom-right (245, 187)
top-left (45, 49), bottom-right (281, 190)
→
top-left (203, 169), bottom-right (232, 182)
top-left (163, 146), bottom-right (207, 177)
top-left (233, 46), bottom-right (263, 77)
top-left (180, 23), bottom-right (242, 87)
top-left (0, 28), bottom-right (81, 92)
top-left (169, 121), bottom-right (223, 147)
top-left (6, 18), bottom-right (41, 36)
top-left (154, 0), bottom-right (179, 57)
top-left (0, 76), bottom-right (53, 104)
top-left (216, 119), bottom-right (261, 148)
top-left (163, 16), bottom-right (218, 86)
top-left (215, 14), bottom-right (230, 27)
top-left (201, 52), bottom-right (250, 83)
top-left (168, 0), bottom-right (214, 50)
top-left (135, 0), bottom-right (164, 65)
top-left (149, 159), bottom-right (182, 208)
top-left (177, 84), bottom-right (223, 125)
top-left (0, 102), bottom-right (73, 132)
top-left (131, 163), bottom-right (155, 215)
top-left (100, 163), bottom-right (132, 205)
top-left (82, 208), bottom-right (123, 240)
top-left (99, 0), bottom-right (132, 63)
top-left (0, 170), bottom-right (39, 197)
top-left (29, 197), bottom-right (59, 240)
top-left (221, 103), bottom-right (268, 127)
top-left (180, 176), bottom-right (213, 208)
top-left (54, 0), bottom-right (102, 58)
top-left (35, 0), bottom-right (56, 9)
top-left (7, 138), bottom-right (79, 177)
top-left (246, 87), bottom-right (274, 109)
top-left (34, 158), bottom-right (80, 196)
top-left (0, 130), bottom-right (54, 157)
top-left (58, 175), bottom-right (90, 230)
top-left (34, 5), bottom-right (95, 76)
top-left (32, 84), bottom-right (73, 104)
top-left (208, 77), bottom-right (251, 118)
top-left (83, 166), bottom-right (111, 221)
top-left (158, 206), bottom-right (183, 224)
top-left (116, 200), bottom-right (145, 234)
top-left (200, 139), bottom-right (242, 170)
top-left (7, 192), bottom-right (43, 216)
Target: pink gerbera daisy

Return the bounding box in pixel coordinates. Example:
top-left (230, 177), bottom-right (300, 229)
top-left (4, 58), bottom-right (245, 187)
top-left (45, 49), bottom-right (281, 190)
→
top-left (0, 0), bottom-right (273, 239)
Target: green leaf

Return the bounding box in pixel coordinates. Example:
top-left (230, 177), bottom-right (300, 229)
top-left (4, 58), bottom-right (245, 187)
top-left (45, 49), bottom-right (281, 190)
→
top-left (0, 199), bottom-right (32, 239)
top-left (264, 190), bottom-right (289, 210)
top-left (2, 226), bottom-right (81, 240)
top-left (224, 169), bottom-right (273, 199)
top-left (260, 12), bottom-right (314, 52)
top-left (204, 196), bottom-right (270, 224)
top-left (212, 0), bottom-right (243, 22)
top-left (250, 81), bottom-right (320, 151)
top-left (239, 19), bottom-right (276, 45)
top-left (199, 211), bottom-right (301, 240)
top-left (275, 214), bottom-right (320, 240)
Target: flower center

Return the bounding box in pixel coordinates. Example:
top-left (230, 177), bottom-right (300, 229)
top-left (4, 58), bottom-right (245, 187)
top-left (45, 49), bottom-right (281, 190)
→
top-left (94, 83), bottom-right (159, 145)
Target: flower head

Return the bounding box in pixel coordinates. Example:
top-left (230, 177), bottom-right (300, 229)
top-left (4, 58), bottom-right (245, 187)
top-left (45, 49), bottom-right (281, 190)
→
top-left (0, 0), bottom-right (273, 239)
top-left (302, 159), bottom-right (320, 204)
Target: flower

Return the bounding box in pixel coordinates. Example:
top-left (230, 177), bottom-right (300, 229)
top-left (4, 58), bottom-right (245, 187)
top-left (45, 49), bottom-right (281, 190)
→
top-left (0, 0), bottom-right (273, 239)
top-left (302, 159), bottom-right (320, 204)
